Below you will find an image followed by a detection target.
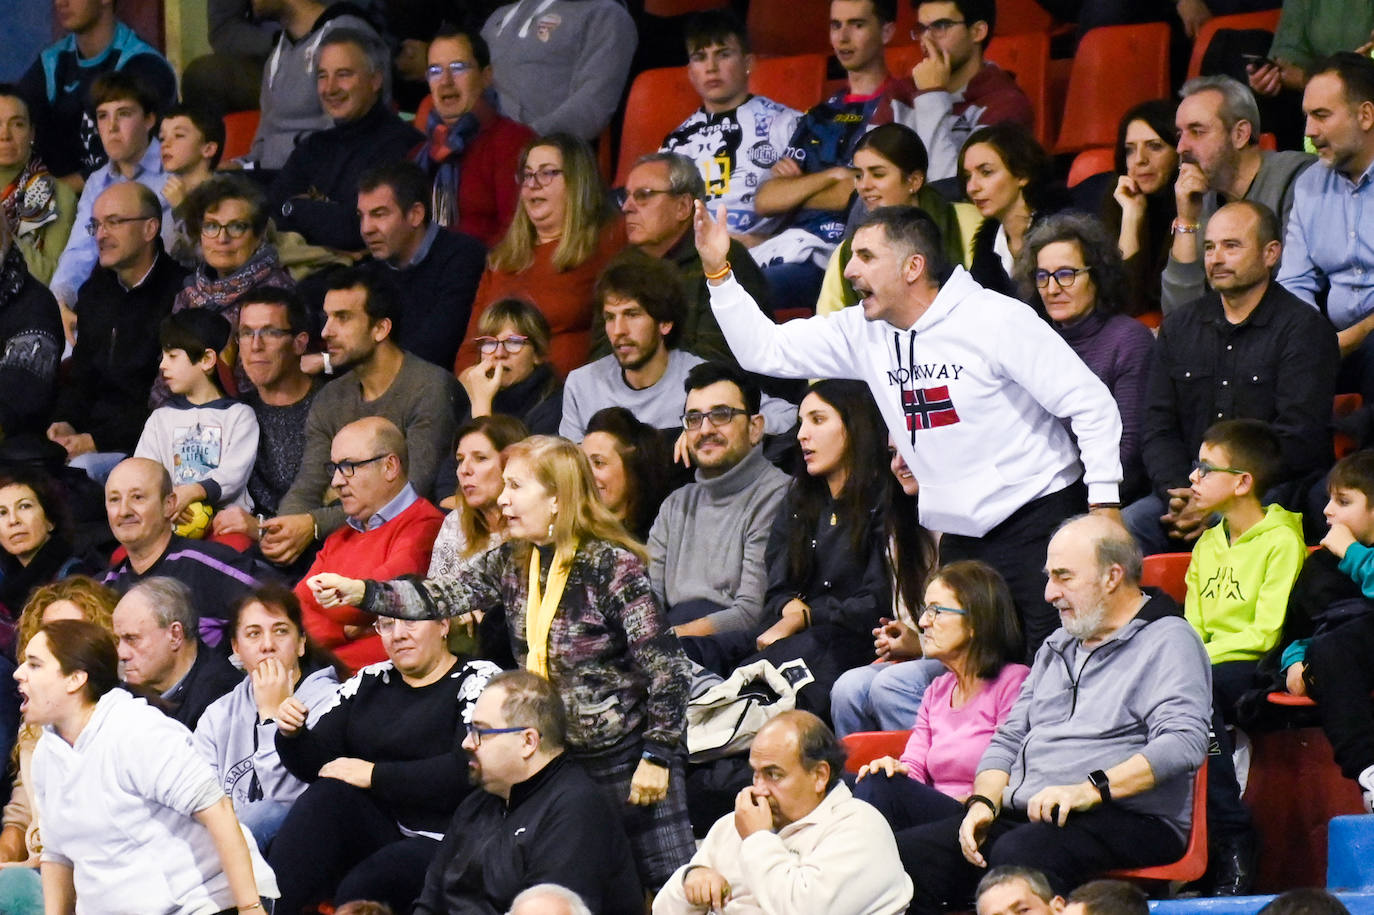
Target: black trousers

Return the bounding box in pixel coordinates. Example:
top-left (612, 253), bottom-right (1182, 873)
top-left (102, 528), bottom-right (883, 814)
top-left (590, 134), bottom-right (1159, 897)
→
top-left (940, 482), bottom-right (1087, 662)
top-left (1310, 614), bottom-right (1374, 780)
top-left (267, 778), bottom-right (438, 915)
top-left (897, 805), bottom-right (1185, 915)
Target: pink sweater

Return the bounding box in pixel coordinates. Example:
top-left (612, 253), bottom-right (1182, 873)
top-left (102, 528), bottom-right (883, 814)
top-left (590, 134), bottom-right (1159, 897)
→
top-left (899, 662), bottom-right (1030, 799)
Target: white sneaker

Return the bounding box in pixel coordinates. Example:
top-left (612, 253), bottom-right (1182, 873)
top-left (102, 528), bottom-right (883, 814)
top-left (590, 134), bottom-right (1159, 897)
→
top-left (1357, 765), bottom-right (1374, 813)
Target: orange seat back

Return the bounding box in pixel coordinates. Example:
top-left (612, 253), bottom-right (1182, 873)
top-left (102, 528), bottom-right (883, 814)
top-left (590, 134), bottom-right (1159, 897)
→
top-left (615, 67), bottom-right (701, 187)
top-left (1187, 9), bottom-right (1282, 80)
top-left (750, 53), bottom-right (829, 114)
top-left (1054, 23), bottom-right (1171, 154)
top-left (986, 31), bottom-right (1052, 149)
top-left (221, 110), bottom-right (261, 162)
top-left (1141, 551), bottom-right (1192, 604)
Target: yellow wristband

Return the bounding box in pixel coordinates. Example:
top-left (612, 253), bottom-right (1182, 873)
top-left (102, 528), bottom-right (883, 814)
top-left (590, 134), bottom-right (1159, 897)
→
top-left (704, 262), bottom-right (732, 281)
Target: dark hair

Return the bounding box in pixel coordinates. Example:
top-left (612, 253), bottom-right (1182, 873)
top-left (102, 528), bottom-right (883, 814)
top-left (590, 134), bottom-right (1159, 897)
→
top-left (1016, 211), bottom-right (1130, 317)
top-left (933, 560), bottom-right (1022, 678)
top-left (867, 0), bottom-right (898, 26)
top-left (163, 104), bottom-right (226, 170)
top-left (325, 263), bottom-right (402, 332)
top-left (487, 669), bottom-right (569, 751)
top-left (89, 71), bottom-right (159, 118)
top-left (239, 284), bottom-right (310, 335)
top-left (1312, 51), bottom-right (1374, 108)
top-left (39, 619), bottom-right (120, 703)
top-left (0, 84), bottom-right (30, 120)
top-left (159, 310), bottom-right (231, 364)
top-left (683, 361), bottom-right (761, 416)
top-left (1257, 890), bottom-right (1352, 915)
top-left (1113, 99), bottom-right (1179, 177)
top-left (582, 407), bottom-right (672, 539)
top-left (431, 24), bottom-right (491, 69)
top-left (1202, 418), bottom-right (1283, 497)
top-left (594, 252), bottom-right (688, 349)
top-left (358, 159), bottom-right (432, 223)
top-left (1211, 199), bottom-right (1281, 248)
top-left (786, 381), bottom-right (889, 584)
top-left (775, 710), bottom-right (847, 790)
top-left (1067, 880), bottom-right (1149, 915)
top-left (1329, 450), bottom-right (1374, 502)
top-left (858, 205), bottom-right (953, 285)
top-left (228, 583), bottom-right (349, 678)
top-left (685, 9), bottom-right (750, 54)
top-left (959, 122), bottom-right (1054, 214)
top-left (854, 123), bottom-right (929, 177)
top-left (185, 173), bottom-right (269, 240)
top-left (0, 465), bottom-right (70, 543)
top-left (884, 454), bottom-right (937, 620)
top-left (917, 0), bottom-right (994, 49)
top-left (475, 298), bottom-right (553, 361)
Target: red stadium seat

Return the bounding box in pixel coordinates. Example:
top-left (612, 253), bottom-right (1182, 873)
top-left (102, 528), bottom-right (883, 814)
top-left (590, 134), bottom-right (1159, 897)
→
top-left (748, 0), bottom-right (834, 57)
top-left (995, 0), bottom-right (1056, 35)
top-left (1141, 552), bottom-right (1191, 604)
top-left (221, 110), bottom-right (260, 162)
top-left (1334, 393), bottom-right (1364, 460)
top-left (842, 729), bottom-right (912, 773)
top-left (1054, 23), bottom-right (1171, 155)
top-left (885, 44), bottom-right (925, 83)
top-left (750, 53), bottom-right (829, 115)
top-left (1106, 761), bottom-right (1209, 883)
top-left (1067, 147), bottom-right (1114, 187)
top-left (986, 31), bottom-right (1052, 149)
top-left (644, 0), bottom-right (726, 16)
top-left (1187, 9), bottom-right (1283, 81)
top-left (614, 67), bottom-right (700, 186)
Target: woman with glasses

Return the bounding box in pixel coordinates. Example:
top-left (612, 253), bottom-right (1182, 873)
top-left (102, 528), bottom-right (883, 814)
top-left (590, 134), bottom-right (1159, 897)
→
top-left (307, 435), bottom-right (694, 893)
top-left (960, 122), bottom-right (1071, 307)
top-left (269, 607), bottom-right (500, 914)
top-left (455, 134), bottom-right (627, 380)
top-left (852, 560), bottom-right (1028, 832)
top-left (1016, 212), bottom-right (1154, 503)
top-left (458, 298), bottom-right (562, 435)
top-left (155, 173), bottom-right (294, 405)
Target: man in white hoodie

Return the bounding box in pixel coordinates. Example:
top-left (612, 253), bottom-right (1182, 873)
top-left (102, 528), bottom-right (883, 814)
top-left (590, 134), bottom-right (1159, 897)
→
top-left (694, 202), bottom-right (1123, 656)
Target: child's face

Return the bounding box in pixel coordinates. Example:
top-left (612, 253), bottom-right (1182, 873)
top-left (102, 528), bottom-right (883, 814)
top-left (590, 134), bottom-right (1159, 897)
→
top-left (1325, 486), bottom-right (1374, 543)
top-left (159, 347), bottom-right (210, 395)
top-left (1189, 441), bottom-right (1246, 515)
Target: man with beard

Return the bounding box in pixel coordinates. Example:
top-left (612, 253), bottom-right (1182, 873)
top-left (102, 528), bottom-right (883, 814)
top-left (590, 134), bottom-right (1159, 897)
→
top-left (412, 671), bottom-right (643, 915)
top-left (1161, 75), bottom-right (1312, 314)
top-left (561, 253), bottom-right (794, 441)
top-left (896, 514), bottom-right (1211, 914)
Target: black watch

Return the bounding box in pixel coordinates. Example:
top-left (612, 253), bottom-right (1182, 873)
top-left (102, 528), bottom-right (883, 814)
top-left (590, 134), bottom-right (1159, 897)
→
top-left (1089, 769), bottom-right (1112, 803)
top-left (641, 748), bottom-right (672, 768)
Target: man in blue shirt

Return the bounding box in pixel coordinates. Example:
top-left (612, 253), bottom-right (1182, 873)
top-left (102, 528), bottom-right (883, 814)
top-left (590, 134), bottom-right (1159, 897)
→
top-left (1277, 52), bottom-right (1374, 402)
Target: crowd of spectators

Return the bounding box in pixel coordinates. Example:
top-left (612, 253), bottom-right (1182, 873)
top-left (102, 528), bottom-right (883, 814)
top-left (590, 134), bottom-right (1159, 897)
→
top-left (2, 0), bottom-right (1374, 911)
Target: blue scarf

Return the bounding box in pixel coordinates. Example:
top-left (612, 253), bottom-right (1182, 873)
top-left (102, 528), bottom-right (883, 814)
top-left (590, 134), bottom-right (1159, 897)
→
top-left (415, 109), bottom-right (481, 228)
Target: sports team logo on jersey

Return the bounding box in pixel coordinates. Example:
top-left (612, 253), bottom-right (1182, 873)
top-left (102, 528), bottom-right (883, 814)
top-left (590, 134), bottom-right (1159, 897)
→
top-left (535, 13), bottom-right (562, 40)
top-left (903, 386), bottom-right (960, 431)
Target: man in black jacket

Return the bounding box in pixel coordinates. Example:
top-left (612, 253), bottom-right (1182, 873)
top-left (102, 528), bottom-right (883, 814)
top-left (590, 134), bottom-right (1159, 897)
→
top-left (269, 27), bottom-right (423, 252)
top-left (413, 670), bottom-right (643, 915)
top-left (0, 208), bottom-right (62, 444)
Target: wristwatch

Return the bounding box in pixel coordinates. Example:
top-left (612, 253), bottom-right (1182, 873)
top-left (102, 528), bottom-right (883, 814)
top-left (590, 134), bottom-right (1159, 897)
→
top-left (1089, 769), bottom-right (1112, 803)
top-left (642, 748), bottom-right (672, 768)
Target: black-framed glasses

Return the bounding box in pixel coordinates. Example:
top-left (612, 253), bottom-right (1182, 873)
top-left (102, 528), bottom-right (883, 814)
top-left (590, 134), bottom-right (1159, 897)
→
top-left (624, 187), bottom-right (676, 206)
top-left (325, 454), bottom-right (388, 478)
top-left (425, 60), bottom-right (477, 82)
top-left (919, 603), bottom-right (968, 620)
top-left (237, 327), bottom-right (295, 344)
top-left (85, 213), bottom-right (157, 236)
top-left (475, 335), bottom-right (530, 355)
top-left (516, 166), bottom-right (564, 188)
top-left (682, 407), bottom-right (750, 430)
top-left (910, 17), bottom-right (965, 39)
top-left (202, 219), bottom-right (254, 239)
top-left (1191, 459), bottom-right (1244, 479)
top-left (466, 723), bottom-right (533, 746)
top-left (1034, 267), bottom-right (1091, 290)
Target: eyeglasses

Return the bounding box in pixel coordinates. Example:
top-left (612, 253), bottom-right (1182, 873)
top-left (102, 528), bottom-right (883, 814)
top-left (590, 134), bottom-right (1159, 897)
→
top-left (1191, 459), bottom-right (1244, 479)
top-left (325, 454), bottom-right (388, 478)
top-left (237, 327), bottom-right (295, 344)
top-left (1033, 267), bottom-right (1092, 290)
top-left (682, 406), bottom-right (750, 430)
top-left (624, 187), bottom-right (677, 206)
top-left (85, 213), bottom-right (157, 236)
top-left (425, 60), bottom-right (477, 82)
top-left (910, 17), bottom-right (965, 39)
top-left (373, 617), bottom-right (423, 635)
top-left (919, 603), bottom-right (968, 620)
top-left (516, 166), bottom-right (564, 188)
top-left (466, 723), bottom-right (534, 746)
top-left (201, 219), bottom-right (254, 239)
top-left (475, 335), bottom-right (531, 355)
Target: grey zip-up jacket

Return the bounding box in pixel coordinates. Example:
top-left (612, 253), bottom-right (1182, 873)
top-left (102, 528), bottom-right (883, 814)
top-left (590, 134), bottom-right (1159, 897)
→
top-left (978, 593), bottom-right (1211, 839)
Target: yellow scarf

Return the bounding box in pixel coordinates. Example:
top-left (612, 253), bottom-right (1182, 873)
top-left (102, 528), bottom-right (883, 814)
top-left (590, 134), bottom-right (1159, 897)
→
top-left (525, 543), bottom-right (575, 677)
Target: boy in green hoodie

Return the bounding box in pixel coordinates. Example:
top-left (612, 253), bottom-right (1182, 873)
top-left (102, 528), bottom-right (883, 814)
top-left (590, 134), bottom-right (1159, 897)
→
top-left (1184, 418), bottom-right (1306, 889)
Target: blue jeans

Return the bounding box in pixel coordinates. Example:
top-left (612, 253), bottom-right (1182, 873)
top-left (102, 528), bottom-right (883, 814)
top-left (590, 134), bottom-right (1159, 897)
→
top-left (69, 451), bottom-right (128, 485)
top-left (831, 658), bottom-right (944, 737)
top-left (238, 799), bottom-right (295, 853)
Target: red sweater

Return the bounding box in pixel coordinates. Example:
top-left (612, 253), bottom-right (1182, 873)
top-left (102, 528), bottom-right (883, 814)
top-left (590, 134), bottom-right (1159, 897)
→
top-left (455, 220), bottom-right (626, 380)
top-left (452, 114), bottom-right (536, 248)
top-left (296, 496), bottom-right (445, 672)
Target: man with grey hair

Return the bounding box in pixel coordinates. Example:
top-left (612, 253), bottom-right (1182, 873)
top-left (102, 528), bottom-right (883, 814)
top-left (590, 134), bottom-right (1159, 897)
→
top-left (269, 28), bottom-right (422, 252)
top-left (975, 867), bottom-right (1063, 915)
top-left (103, 457), bottom-right (266, 649)
top-left (413, 671), bottom-right (643, 915)
top-left (507, 884), bottom-right (593, 915)
top-left (896, 514), bottom-right (1211, 914)
top-left (654, 710), bottom-right (912, 915)
top-left (111, 577), bottom-right (240, 728)
top-left (1162, 74), bottom-right (1313, 314)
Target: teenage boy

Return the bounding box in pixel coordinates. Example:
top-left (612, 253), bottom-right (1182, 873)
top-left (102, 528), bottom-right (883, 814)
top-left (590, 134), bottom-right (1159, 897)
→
top-left (1184, 418), bottom-right (1305, 894)
top-left (1293, 451), bottom-right (1374, 809)
top-left (134, 310), bottom-right (260, 525)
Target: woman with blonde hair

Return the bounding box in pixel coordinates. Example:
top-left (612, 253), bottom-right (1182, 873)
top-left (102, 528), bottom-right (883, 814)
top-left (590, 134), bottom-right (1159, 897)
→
top-left (430, 414), bottom-right (529, 579)
top-left (309, 435), bottom-right (693, 891)
top-left (454, 134), bottom-right (626, 379)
